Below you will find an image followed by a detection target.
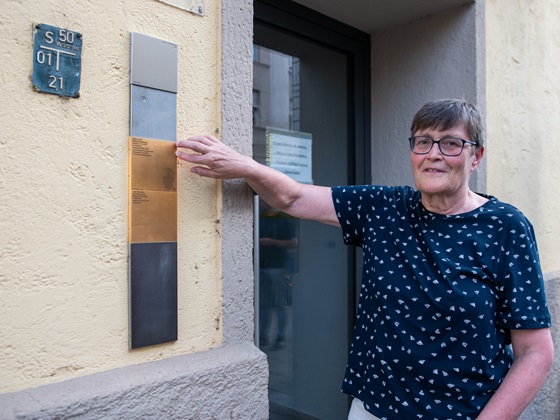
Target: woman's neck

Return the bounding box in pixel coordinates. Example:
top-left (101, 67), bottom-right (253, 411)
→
top-left (421, 189), bottom-right (489, 215)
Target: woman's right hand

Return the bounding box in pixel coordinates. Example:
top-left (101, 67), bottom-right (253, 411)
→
top-left (176, 135), bottom-right (257, 180)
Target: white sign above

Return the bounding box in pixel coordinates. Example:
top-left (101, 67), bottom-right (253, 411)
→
top-left (158, 0), bottom-right (205, 16)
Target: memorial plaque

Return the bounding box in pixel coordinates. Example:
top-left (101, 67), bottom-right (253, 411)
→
top-left (128, 137), bottom-right (177, 243)
top-left (129, 190), bottom-right (177, 243)
top-left (129, 137), bottom-right (177, 191)
top-left (32, 23), bottom-right (82, 98)
top-left (128, 32), bottom-right (179, 349)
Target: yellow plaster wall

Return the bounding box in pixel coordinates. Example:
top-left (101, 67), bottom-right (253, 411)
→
top-left (0, 0), bottom-right (222, 393)
top-left (486, 0), bottom-right (560, 272)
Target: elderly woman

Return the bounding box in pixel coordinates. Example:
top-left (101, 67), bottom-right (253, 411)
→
top-left (176, 99), bottom-right (553, 419)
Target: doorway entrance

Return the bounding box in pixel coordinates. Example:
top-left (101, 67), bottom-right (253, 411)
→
top-left (253, 1), bottom-right (370, 419)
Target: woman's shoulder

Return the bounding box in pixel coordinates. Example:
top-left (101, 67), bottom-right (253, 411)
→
top-left (332, 185), bottom-right (421, 208)
top-left (478, 195), bottom-right (535, 230)
top-left (332, 184), bottom-right (418, 198)
top-left (483, 195), bottom-right (527, 216)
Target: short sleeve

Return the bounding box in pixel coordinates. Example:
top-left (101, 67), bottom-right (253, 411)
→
top-left (332, 185), bottom-right (375, 247)
top-left (494, 210), bottom-right (551, 330)
top-left (331, 185), bottom-right (417, 248)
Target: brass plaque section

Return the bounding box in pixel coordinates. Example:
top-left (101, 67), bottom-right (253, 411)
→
top-left (129, 137), bottom-right (177, 243)
top-left (129, 136), bottom-right (177, 192)
top-left (130, 190), bottom-right (177, 243)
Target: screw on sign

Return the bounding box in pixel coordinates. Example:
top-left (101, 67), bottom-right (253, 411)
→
top-left (32, 23), bottom-right (82, 98)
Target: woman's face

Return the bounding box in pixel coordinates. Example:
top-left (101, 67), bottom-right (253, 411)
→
top-left (410, 124), bottom-right (484, 199)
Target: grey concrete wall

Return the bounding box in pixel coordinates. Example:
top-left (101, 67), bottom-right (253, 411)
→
top-left (371, 3), bottom-right (486, 193)
top-left (522, 271), bottom-right (560, 419)
top-left (221, 0), bottom-right (260, 347)
top-left (0, 343), bottom-right (268, 419)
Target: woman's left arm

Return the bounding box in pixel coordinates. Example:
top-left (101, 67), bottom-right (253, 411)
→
top-left (477, 328), bottom-right (554, 419)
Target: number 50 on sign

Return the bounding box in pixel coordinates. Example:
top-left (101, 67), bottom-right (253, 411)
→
top-left (32, 23), bottom-right (82, 98)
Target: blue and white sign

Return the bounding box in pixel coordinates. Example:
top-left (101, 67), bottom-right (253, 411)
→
top-left (32, 23), bottom-right (82, 98)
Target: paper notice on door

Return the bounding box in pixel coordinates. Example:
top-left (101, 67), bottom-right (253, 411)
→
top-left (265, 128), bottom-right (313, 184)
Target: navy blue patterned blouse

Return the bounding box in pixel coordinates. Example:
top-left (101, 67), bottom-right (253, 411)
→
top-left (332, 185), bottom-right (551, 419)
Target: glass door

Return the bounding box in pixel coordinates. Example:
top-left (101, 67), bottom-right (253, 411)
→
top-left (253, 42), bottom-right (350, 420)
top-left (253, 3), bottom-right (369, 418)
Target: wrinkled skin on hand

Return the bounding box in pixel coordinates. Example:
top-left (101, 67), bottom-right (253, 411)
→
top-left (175, 135), bottom-right (256, 180)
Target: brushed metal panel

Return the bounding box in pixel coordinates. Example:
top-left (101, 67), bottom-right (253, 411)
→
top-left (130, 32), bottom-right (178, 93)
top-left (130, 85), bottom-right (177, 141)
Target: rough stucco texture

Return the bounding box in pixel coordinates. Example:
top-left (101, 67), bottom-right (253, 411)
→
top-left (487, 4), bottom-right (560, 416)
top-left (220, 0), bottom-right (257, 345)
top-left (486, 0), bottom-right (560, 273)
top-left (0, 0), bottom-right (222, 394)
top-left (0, 343), bottom-right (269, 420)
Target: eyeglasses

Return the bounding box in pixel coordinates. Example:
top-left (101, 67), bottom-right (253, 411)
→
top-left (408, 136), bottom-right (478, 156)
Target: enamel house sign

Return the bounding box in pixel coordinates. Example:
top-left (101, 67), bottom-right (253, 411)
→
top-left (32, 23), bottom-right (82, 98)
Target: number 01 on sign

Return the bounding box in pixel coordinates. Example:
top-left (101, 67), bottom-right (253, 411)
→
top-left (32, 23), bottom-right (82, 98)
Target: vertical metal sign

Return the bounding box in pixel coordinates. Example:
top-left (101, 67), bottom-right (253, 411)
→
top-left (128, 33), bottom-right (179, 349)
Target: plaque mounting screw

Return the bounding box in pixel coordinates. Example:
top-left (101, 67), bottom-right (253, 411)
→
top-left (35, 24), bottom-right (41, 29)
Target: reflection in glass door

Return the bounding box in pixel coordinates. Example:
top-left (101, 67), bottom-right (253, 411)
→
top-left (252, 37), bottom-right (351, 419)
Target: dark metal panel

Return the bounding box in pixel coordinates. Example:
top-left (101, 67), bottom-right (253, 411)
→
top-left (130, 85), bottom-right (177, 142)
top-left (255, 0), bottom-right (370, 49)
top-left (130, 242), bottom-right (178, 349)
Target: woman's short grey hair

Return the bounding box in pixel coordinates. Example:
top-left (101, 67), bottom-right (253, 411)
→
top-left (410, 99), bottom-right (484, 148)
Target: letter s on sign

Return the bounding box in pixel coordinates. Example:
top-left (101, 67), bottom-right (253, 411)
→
top-left (45, 31), bottom-right (54, 44)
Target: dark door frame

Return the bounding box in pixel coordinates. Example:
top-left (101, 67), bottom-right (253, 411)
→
top-left (254, 0), bottom-right (371, 187)
top-left (253, 0), bottom-right (372, 412)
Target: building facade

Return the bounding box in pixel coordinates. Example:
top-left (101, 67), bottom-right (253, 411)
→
top-left (0, 0), bottom-right (558, 418)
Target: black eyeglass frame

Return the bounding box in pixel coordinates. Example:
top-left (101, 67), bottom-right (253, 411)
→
top-left (408, 136), bottom-right (478, 157)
